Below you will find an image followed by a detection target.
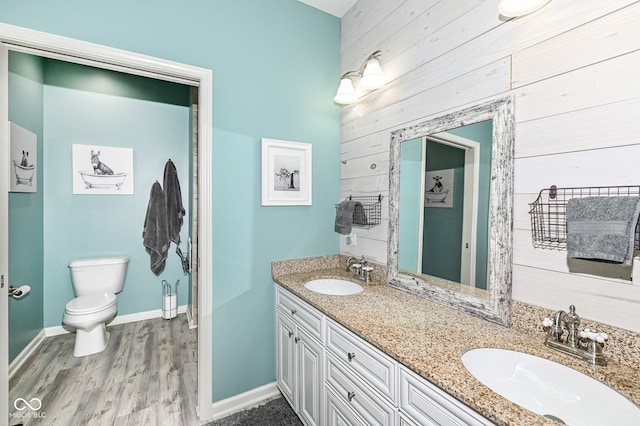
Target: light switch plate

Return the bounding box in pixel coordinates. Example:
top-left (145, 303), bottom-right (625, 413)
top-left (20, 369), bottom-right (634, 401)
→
top-left (345, 233), bottom-right (357, 246)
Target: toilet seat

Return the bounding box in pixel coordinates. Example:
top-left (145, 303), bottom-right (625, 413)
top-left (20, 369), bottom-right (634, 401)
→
top-left (65, 293), bottom-right (116, 315)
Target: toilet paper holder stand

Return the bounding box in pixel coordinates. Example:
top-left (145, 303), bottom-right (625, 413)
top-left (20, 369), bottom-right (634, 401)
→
top-left (162, 279), bottom-right (179, 320)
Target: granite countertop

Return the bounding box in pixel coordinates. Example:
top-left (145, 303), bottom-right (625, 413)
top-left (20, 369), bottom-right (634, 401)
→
top-left (272, 259), bottom-right (640, 426)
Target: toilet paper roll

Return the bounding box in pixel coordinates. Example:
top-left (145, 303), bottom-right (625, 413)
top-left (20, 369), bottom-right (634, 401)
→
top-left (12, 285), bottom-right (31, 299)
top-left (163, 293), bottom-right (177, 319)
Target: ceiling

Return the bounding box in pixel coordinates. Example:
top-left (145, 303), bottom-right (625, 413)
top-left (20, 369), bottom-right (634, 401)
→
top-left (297, 0), bottom-right (358, 18)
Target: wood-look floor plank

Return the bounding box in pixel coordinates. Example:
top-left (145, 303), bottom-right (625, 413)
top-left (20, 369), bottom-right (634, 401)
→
top-left (8, 314), bottom-right (198, 426)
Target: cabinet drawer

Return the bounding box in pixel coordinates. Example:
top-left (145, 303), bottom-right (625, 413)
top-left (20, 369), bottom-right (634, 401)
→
top-left (326, 319), bottom-right (397, 402)
top-left (276, 287), bottom-right (324, 342)
top-left (326, 354), bottom-right (397, 426)
top-left (400, 366), bottom-right (494, 426)
top-left (326, 386), bottom-right (367, 426)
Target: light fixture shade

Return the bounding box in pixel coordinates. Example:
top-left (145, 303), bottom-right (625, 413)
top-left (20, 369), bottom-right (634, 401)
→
top-left (498, 0), bottom-right (551, 17)
top-left (333, 78), bottom-right (357, 105)
top-left (360, 58), bottom-right (385, 90)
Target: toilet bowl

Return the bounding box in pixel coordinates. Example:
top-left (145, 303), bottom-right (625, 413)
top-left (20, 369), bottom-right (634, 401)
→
top-left (63, 256), bottom-right (129, 357)
top-left (63, 293), bottom-right (117, 357)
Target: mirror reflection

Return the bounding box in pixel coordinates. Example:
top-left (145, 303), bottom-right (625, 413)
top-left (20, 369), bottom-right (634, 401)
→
top-left (398, 121), bottom-right (492, 290)
top-left (388, 97), bottom-right (515, 326)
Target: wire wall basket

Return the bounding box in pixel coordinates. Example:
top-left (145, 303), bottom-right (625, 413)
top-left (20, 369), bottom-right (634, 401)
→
top-left (529, 185), bottom-right (640, 250)
top-left (336, 195), bottom-right (383, 228)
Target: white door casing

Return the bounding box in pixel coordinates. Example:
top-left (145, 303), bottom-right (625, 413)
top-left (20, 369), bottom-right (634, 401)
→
top-left (0, 23), bottom-right (214, 421)
top-left (0, 41), bottom-right (10, 423)
top-left (425, 132), bottom-right (480, 287)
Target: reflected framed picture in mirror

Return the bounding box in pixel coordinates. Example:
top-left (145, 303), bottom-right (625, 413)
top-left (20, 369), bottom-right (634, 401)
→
top-left (425, 168), bottom-right (454, 208)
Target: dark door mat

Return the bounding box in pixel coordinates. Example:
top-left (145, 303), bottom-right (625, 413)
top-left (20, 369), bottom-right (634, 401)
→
top-left (206, 396), bottom-right (302, 426)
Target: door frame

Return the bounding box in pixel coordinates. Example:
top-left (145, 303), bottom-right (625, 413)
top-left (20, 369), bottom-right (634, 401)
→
top-left (424, 132), bottom-right (480, 287)
top-left (0, 22), bottom-right (214, 421)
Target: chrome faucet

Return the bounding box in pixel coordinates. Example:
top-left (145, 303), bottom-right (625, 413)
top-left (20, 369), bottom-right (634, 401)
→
top-left (346, 255), bottom-right (372, 283)
top-left (542, 305), bottom-right (608, 366)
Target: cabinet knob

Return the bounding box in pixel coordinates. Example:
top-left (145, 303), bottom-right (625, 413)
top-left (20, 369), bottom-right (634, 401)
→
top-left (291, 309), bottom-right (297, 315)
top-left (295, 337), bottom-right (300, 343)
top-left (348, 352), bottom-right (356, 362)
top-left (347, 391), bottom-right (355, 402)
top-left (288, 331), bottom-right (293, 338)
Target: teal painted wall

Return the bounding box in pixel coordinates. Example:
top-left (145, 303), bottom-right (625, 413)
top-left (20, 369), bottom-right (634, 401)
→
top-left (398, 138), bottom-right (422, 271)
top-left (447, 120), bottom-right (492, 289)
top-left (8, 52), bottom-right (45, 362)
top-left (1, 0), bottom-right (341, 402)
top-left (42, 59), bottom-right (191, 326)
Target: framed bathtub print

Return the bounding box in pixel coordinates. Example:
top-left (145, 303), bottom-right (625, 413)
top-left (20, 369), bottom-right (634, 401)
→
top-left (72, 144), bottom-right (134, 195)
top-left (9, 122), bottom-right (38, 193)
top-left (261, 138), bottom-right (312, 206)
top-left (425, 168), bottom-right (454, 208)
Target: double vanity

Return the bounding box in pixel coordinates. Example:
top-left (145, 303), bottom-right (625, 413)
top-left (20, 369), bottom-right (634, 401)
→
top-left (273, 255), bottom-right (640, 426)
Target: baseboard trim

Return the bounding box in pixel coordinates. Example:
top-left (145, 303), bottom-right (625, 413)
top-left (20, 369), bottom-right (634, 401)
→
top-left (44, 304), bottom-right (189, 337)
top-left (9, 329), bottom-right (47, 380)
top-left (209, 382), bottom-right (280, 421)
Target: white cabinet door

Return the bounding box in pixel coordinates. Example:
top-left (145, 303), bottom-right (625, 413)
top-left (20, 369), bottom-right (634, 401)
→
top-left (276, 309), bottom-right (296, 409)
top-left (276, 289), bottom-right (324, 426)
top-left (298, 327), bottom-right (324, 426)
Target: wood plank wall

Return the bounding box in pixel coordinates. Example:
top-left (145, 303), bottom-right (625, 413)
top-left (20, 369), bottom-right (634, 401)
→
top-left (339, 0), bottom-right (640, 332)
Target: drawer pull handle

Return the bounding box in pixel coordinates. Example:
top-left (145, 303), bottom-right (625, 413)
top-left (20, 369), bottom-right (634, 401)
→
top-left (348, 352), bottom-right (356, 362)
top-left (347, 391), bottom-right (356, 402)
top-left (295, 337), bottom-right (300, 343)
top-left (291, 309), bottom-right (297, 315)
top-left (288, 331), bottom-right (293, 338)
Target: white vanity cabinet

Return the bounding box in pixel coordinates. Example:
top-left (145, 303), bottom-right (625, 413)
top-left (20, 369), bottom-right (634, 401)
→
top-left (276, 287), bottom-right (325, 426)
top-left (275, 285), bottom-right (494, 426)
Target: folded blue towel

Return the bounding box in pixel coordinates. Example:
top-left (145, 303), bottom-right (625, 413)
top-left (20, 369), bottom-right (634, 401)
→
top-left (566, 196), bottom-right (640, 266)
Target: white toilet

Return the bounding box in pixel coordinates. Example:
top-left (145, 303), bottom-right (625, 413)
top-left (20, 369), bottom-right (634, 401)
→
top-left (63, 256), bottom-right (129, 357)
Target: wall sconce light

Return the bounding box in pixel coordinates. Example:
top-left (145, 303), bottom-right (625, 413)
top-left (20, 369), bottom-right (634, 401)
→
top-left (334, 50), bottom-right (385, 105)
top-left (498, 0), bottom-right (551, 17)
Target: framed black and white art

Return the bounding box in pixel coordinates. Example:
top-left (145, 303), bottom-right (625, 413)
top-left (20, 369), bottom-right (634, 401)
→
top-left (261, 138), bottom-right (312, 206)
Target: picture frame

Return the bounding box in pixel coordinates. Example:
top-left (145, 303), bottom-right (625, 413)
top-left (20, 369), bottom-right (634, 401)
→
top-left (9, 122), bottom-right (38, 193)
top-left (72, 144), bottom-right (134, 195)
top-left (425, 168), bottom-right (454, 208)
top-left (261, 138), bottom-right (312, 206)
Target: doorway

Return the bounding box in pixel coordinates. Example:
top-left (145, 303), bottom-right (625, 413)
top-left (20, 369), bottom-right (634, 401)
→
top-left (0, 24), bottom-right (213, 421)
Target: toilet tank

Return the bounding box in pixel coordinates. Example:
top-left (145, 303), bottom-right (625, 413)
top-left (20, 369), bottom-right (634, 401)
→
top-left (68, 256), bottom-right (130, 296)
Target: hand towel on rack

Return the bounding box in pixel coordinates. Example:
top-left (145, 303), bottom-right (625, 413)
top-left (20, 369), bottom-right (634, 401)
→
top-left (566, 196), bottom-right (640, 266)
top-left (335, 200), bottom-right (364, 234)
top-left (143, 181), bottom-right (170, 275)
top-left (163, 159), bottom-right (186, 245)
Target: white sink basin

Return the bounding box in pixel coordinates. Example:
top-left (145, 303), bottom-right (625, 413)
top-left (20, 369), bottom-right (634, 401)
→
top-left (461, 348), bottom-right (640, 425)
top-left (304, 279), bottom-right (363, 296)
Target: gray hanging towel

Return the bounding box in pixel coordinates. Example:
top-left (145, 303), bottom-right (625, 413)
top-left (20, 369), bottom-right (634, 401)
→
top-left (335, 200), bottom-right (364, 234)
top-left (163, 159), bottom-right (186, 245)
top-left (566, 196), bottom-right (640, 266)
top-left (143, 181), bottom-right (170, 275)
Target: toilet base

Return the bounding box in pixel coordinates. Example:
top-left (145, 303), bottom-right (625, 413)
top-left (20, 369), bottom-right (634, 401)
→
top-left (73, 323), bottom-right (110, 357)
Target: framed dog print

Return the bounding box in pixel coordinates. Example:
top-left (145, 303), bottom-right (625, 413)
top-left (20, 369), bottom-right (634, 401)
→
top-left (72, 144), bottom-right (134, 195)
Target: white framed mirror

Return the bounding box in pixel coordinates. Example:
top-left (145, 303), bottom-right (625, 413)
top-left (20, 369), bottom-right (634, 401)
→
top-left (387, 97), bottom-right (515, 326)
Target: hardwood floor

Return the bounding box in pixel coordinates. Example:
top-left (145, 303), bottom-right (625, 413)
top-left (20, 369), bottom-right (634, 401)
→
top-left (9, 314), bottom-right (198, 425)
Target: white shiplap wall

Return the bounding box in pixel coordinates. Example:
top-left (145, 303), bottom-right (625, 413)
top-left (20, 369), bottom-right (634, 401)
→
top-left (339, 0), bottom-right (640, 332)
